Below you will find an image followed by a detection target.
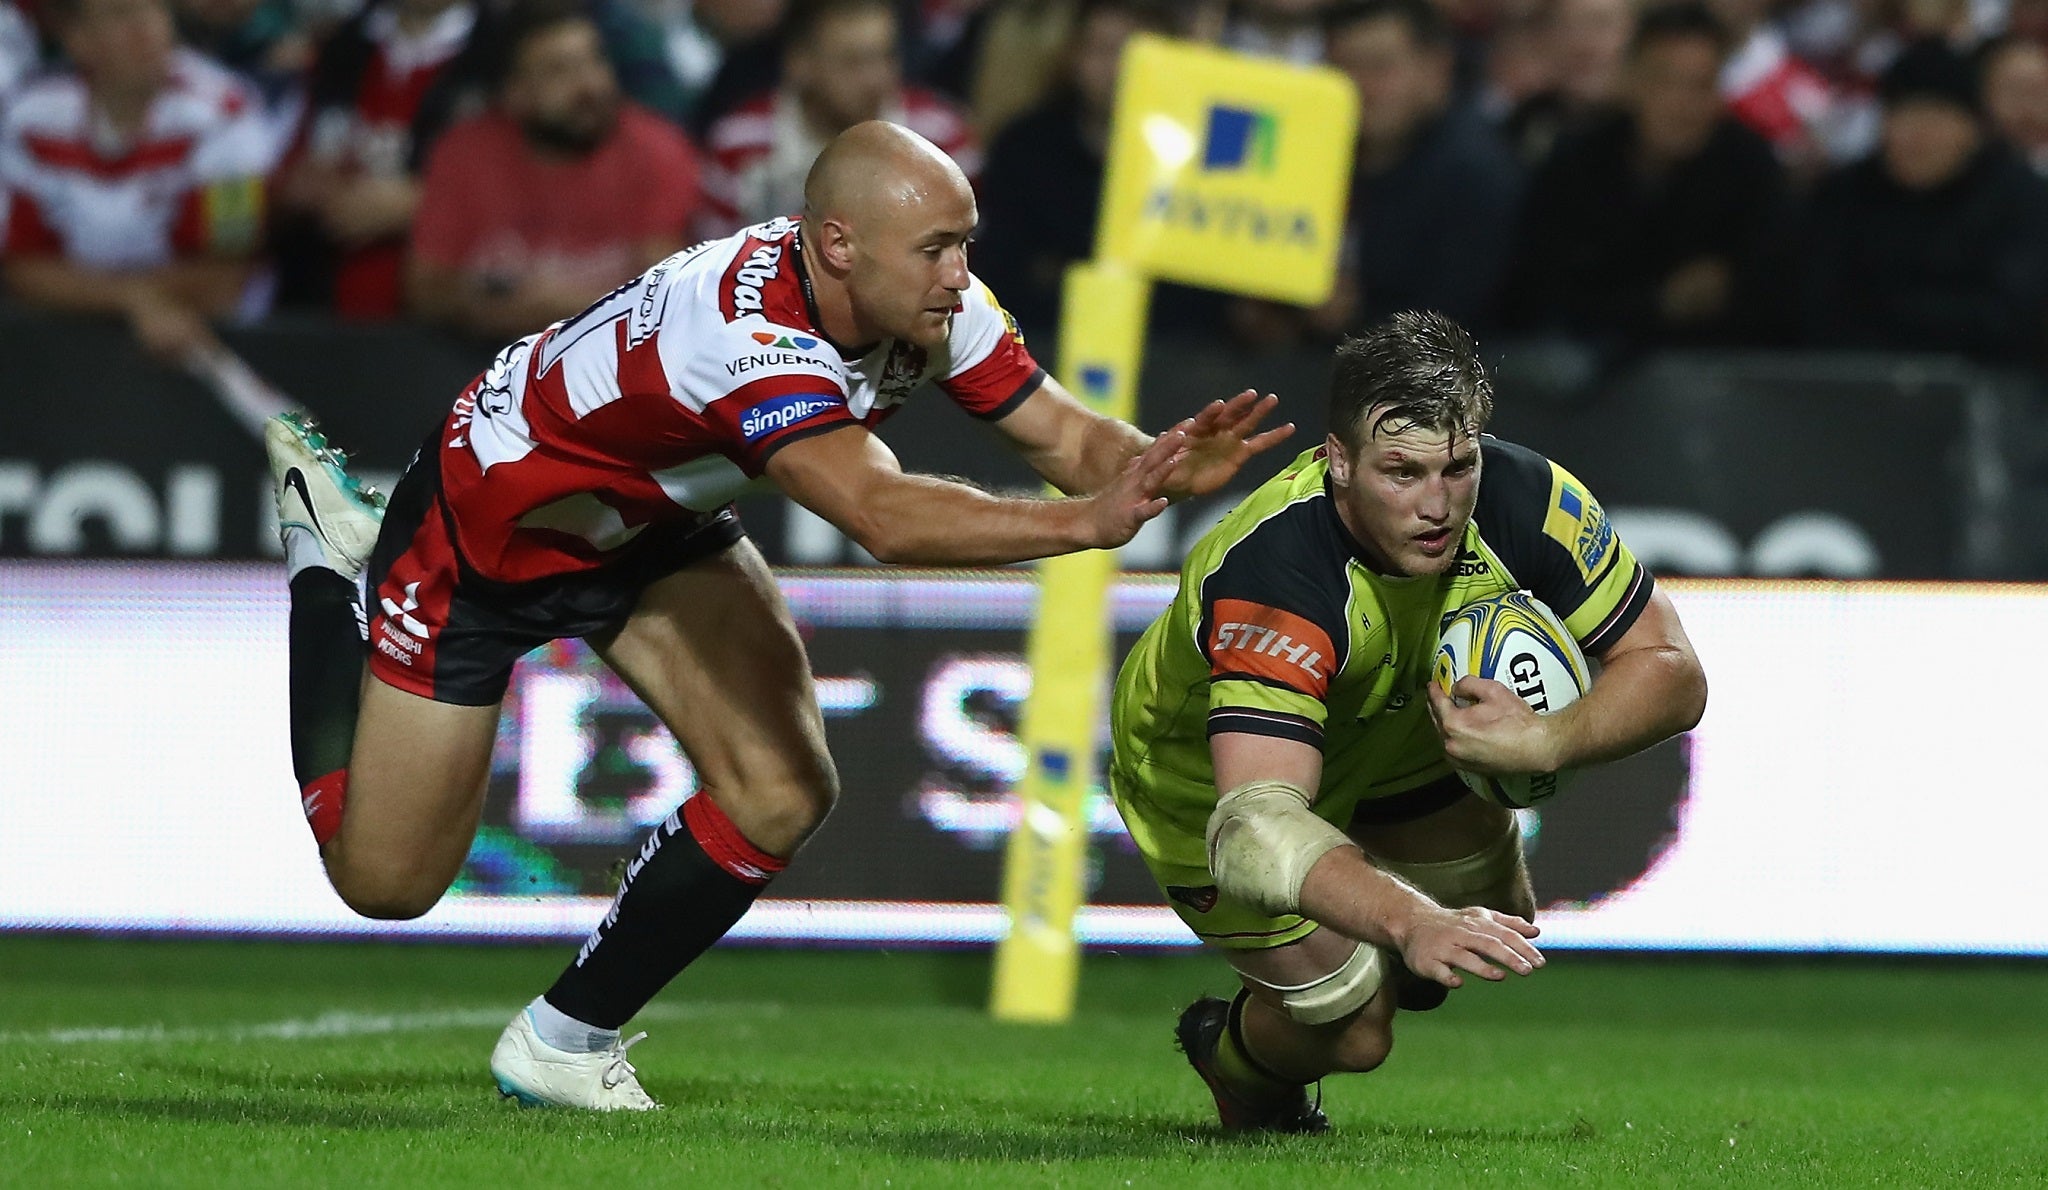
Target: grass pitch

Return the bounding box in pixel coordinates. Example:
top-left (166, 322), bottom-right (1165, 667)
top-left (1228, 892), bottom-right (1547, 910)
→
top-left (1, 938), bottom-right (2044, 1186)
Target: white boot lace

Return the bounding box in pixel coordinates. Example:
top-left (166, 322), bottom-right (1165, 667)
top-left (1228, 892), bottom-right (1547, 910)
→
top-left (601, 1031), bottom-right (649, 1090)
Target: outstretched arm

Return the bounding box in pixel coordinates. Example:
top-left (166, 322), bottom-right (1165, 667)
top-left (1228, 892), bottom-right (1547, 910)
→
top-left (1210, 732), bottom-right (1543, 989)
top-left (992, 376), bottom-right (1294, 499)
top-left (763, 422), bottom-right (1187, 566)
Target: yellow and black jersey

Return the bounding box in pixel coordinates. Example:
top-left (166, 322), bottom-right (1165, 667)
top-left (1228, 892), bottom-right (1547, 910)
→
top-left (1108, 437), bottom-right (1653, 866)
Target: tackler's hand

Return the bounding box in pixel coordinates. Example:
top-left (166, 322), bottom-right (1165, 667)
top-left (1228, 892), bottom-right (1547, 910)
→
top-left (1162, 389), bottom-right (1295, 501)
top-left (1083, 425), bottom-right (1189, 549)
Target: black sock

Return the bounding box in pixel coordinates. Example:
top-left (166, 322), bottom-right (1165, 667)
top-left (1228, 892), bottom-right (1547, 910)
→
top-left (545, 793), bottom-right (786, 1030)
top-left (288, 568), bottom-right (366, 843)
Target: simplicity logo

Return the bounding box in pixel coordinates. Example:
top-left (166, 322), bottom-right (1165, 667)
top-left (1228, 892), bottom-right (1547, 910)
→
top-left (741, 393), bottom-right (842, 442)
top-left (1201, 105), bottom-right (1278, 173)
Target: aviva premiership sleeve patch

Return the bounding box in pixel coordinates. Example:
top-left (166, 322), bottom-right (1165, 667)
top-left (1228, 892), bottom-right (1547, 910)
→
top-left (1541, 462), bottom-right (1615, 582)
top-left (982, 283), bottom-right (1027, 348)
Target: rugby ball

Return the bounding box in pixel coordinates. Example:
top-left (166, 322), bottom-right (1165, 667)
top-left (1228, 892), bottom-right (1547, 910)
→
top-left (1433, 591), bottom-right (1590, 808)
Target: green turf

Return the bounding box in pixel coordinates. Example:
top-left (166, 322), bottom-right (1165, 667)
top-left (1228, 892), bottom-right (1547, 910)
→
top-left (1, 938), bottom-right (2044, 1187)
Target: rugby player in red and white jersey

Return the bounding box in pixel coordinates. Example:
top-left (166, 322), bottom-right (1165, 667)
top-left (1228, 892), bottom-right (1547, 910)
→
top-left (267, 120), bottom-right (1294, 1110)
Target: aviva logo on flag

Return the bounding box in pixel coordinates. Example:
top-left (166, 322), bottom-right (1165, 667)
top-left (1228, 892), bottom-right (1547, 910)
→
top-left (1201, 105), bottom-right (1278, 173)
top-left (1097, 34), bottom-right (1356, 303)
top-left (751, 331), bottom-right (819, 350)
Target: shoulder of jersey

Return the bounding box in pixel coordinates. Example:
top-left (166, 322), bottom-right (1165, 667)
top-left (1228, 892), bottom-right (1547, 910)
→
top-left (1205, 457), bottom-right (1345, 577)
top-left (1475, 435), bottom-right (1557, 514)
top-left (708, 217), bottom-right (808, 326)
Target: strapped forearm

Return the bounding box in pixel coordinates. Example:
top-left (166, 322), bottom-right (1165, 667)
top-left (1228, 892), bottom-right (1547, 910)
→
top-left (1204, 779), bottom-right (1354, 916)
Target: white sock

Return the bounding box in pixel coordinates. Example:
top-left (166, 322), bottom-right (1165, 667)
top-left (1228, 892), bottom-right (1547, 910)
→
top-left (282, 525), bottom-right (328, 579)
top-left (528, 996), bottom-right (618, 1054)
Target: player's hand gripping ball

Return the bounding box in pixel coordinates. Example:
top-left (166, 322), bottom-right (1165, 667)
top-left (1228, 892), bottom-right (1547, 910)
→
top-left (1434, 590), bottom-right (1589, 807)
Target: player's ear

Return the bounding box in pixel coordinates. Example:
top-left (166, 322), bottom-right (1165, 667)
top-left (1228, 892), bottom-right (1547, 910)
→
top-left (1324, 433), bottom-right (1349, 486)
top-left (815, 217), bottom-right (857, 271)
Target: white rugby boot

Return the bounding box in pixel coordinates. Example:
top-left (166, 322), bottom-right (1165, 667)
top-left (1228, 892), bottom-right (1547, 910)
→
top-left (490, 1007), bottom-right (660, 1111)
top-left (266, 411), bottom-right (386, 576)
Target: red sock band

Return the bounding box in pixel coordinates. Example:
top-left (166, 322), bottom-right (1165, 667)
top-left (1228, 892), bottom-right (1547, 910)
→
top-left (300, 770), bottom-right (348, 846)
top-left (681, 794), bottom-right (786, 886)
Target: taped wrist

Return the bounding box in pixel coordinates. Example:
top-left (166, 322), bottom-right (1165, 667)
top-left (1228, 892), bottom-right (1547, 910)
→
top-left (1205, 779), bottom-right (1353, 916)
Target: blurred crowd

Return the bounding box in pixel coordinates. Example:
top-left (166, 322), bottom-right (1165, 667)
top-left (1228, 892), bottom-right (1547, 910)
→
top-left (1, 0), bottom-right (2044, 369)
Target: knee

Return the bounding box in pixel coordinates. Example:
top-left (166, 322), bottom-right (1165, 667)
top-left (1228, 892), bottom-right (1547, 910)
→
top-left (712, 752), bottom-right (841, 855)
top-left (772, 749), bottom-right (840, 836)
top-left (1322, 1014), bottom-right (1394, 1074)
top-left (325, 855), bottom-right (444, 921)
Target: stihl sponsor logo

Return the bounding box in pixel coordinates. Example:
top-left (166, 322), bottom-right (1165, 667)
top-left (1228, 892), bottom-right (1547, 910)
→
top-left (1207, 598), bottom-right (1336, 697)
top-left (730, 245), bottom-right (783, 314)
top-left (740, 394), bottom-right (842, 442)
top-left (1213, 621), bottom-right (1324, 676)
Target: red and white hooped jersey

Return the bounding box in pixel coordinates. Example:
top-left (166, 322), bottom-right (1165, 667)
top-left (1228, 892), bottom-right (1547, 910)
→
top-left (0, 50), bottom-right (272, 268)
top-left (439, 216), bottom-right (1046, 584)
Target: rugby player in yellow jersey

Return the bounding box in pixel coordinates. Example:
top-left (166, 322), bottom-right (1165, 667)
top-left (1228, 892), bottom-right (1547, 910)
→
top-left (1108, 311), bottom-right (1708, 1133)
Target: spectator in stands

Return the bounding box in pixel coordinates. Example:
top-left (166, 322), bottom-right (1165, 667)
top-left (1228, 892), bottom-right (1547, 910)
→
top-left (407, 0), bottom-right (701, 340)
top-left (0, 0), bottom-right (272, 358)
top-left (1800, 39), bottom-right (2048, 360)
top-left (271, 0), bottom-right (484, 319)
top-left (1707, 0), bottom-right (1867, 174)
top-left (1502, 0), bottom-right (1633, 165)
top-left (1504, 3), bottom-right (1791, 352)
top-left (1325, 0), bottom-right (1523, 333)
top-left (642, 0), bottom-right (786, 129)
top-left (1982, 35), bottom-right (2048, 174)
top-left (700, 0), bottom-right (975, 234)
top-left (973, 0), bottom-right (1172, 339)
top-left (680, 0), bottom-right (789, 136)
top-left (949, 0), bottom-right (1086, 139)
top-left (1475, 3), bottom-right (1555, 122)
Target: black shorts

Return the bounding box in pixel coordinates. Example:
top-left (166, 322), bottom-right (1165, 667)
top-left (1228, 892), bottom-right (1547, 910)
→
top-left (363, 430), bottom-right (745, 706)
top-left (1346, 773), bottom-right (1472, 828)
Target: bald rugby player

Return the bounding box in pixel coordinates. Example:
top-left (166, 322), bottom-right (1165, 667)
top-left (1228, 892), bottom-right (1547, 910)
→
top-left (264, 122), bottom-right (1293, 1109)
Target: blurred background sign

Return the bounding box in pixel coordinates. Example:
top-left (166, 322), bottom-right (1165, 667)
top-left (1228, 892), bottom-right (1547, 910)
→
top-left (7, 564), bottom-right (2048, 958)
top-left (1097, 36), bottom-right (1359, 305)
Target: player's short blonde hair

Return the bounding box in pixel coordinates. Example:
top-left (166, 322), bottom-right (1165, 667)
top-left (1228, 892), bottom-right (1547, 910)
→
top-left (1328, 311), bottom-right (1494, 451)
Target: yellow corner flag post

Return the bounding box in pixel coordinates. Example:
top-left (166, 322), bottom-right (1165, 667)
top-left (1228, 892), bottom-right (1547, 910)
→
top-left (991, 34), bottom-right (1358, 1023)
top-left (991, 263), bottom-right (1150, 1023)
